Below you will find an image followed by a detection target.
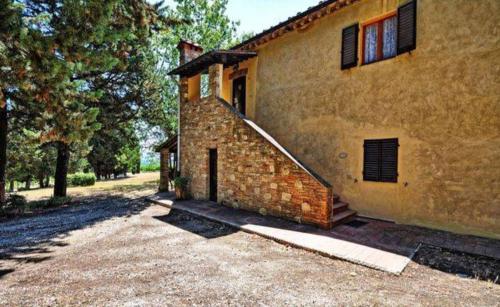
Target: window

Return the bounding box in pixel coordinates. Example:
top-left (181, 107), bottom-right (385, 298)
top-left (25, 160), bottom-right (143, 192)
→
top-left (363, 138), bottom-right (398, 183)
top-left (339, 0), bottom-right (417, 69)
top-left (362, 14), bottom-right (397, 64)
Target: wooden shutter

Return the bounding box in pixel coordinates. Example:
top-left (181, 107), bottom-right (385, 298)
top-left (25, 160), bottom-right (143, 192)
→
top-left (341, 23), bottom-right (359, 70)
top-left (363, 138), bottom-right (399, 182)
top-left (379, 138), bottom-right (398, 182)
top-left (363, 140), bottom-right (380, 181)
top-left (397, 0), bottom-right (417, 54)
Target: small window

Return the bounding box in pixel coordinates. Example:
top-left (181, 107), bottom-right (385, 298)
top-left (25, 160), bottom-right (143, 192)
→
top-left (362, 14), bottom-right (397, 64)
top-left (363, 138), bottom-right (398, 183)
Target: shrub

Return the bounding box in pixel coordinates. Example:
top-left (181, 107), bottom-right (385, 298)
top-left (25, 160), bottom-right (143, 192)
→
top-left (0, 194), bottom-right (28, 216)
top-left (173, 176), bottom-right (189, 188)
top-left (27, 196), bottom-right (72, 211)
top-left (47, 196), bottom-right (72, 207)
top-left (68, 173), bottom-right (96, 186)
top-left (141, 163), bottom-right (161, 172)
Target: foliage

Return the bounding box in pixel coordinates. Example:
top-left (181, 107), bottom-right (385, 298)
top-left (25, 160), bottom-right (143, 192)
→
top-left (68, 173), bottom-right (96, 187)
top-left (27, 196), bottom-right (72, 211)
top-left (140, 0), bottom-right (241, 145)
top-left (173, 176), bottom-right (189, 188)
top-left (88, 123), bottom-right (140, 179)
top-left (9, 0), bottom-right (170, 197)
top-left (0, 194), bottom-right (28, 216)
top-left (141, 163), bottom-right (161, 172)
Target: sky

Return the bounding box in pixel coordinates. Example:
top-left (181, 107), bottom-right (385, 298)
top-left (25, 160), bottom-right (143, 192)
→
top-left (158, 0), bottom-right (320, 35)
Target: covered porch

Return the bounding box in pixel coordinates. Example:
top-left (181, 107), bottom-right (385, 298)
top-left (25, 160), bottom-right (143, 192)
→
top-left (156, 136), bottom-right (178, 192)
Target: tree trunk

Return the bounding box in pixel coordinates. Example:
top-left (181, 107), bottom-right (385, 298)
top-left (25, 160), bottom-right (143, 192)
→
top-left (9, 180), bottom-right (14, 192)
top-left (136, 160), bottom-right (141, 174)
top-left (45, 175), bottom-right (50, 188)
top-left (38, 172), bottom-right (45, 189)
top-left (54, 142), bottom-right (70, 197)
top-left (25, 177), bottom-right (31, 190)
top-left (0, 94), bottom-right (7, 206)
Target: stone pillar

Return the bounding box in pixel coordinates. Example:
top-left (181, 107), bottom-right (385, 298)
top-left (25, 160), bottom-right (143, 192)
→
top-left (177, 40), bottom-right (203, 174)
top-left (209, 63), bottom-right (224, 98)
top-left (177, 40), bottom-right (204, 104)
top-left (159, 149), bottom-right (169, 192)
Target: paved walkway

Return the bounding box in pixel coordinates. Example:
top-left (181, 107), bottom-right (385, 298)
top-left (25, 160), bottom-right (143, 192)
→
top-left (148, 193), bottom-right (500, 274)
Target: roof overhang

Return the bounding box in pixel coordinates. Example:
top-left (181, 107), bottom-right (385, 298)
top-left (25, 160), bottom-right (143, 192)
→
top-left (155, 135), bottom-right (178, 152)
top-left (168, 50), bottom-right (257, 78)
top-left (231, 0), bottom-right (360, 51)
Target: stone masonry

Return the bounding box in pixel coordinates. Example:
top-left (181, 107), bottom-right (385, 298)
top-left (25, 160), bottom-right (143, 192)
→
top-left (179, 62), bottom-right (334, 228)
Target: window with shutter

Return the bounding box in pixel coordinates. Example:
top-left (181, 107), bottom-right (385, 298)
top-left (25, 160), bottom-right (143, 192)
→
top-left (341, 23), bottom-right (359, 70)
top-left (397, 0), bottom-right (417, 54)
top-left (363, 138), bottom-right (398, 183)
top-left (362, 13), bottom-right (397, 64)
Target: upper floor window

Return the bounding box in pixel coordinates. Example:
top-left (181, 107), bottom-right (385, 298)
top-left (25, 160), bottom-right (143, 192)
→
top-left (340, 0), bottom-right (417, 70)
top-left (363, 14), bottom-right (397, 64)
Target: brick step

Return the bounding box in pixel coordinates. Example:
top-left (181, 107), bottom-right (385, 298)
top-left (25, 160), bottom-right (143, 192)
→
top-left (331, 209), bottom-right (357, 227)
top-left (332, 202), bottom-right (348, 215)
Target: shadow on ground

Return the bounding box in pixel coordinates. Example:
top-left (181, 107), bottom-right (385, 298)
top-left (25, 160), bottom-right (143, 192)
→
top-left (413, 244), bottom-right (500, 284)
top-left (150, 193), bottom-right (500, 281)
top-left (154, 209), bottom-right (238, 239)
top-left (0, 193), bottom-right (151, 279)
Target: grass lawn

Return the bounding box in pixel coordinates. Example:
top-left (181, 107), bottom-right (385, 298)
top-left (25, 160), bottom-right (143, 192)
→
top-left (17, 172), bottom-right (160, 201)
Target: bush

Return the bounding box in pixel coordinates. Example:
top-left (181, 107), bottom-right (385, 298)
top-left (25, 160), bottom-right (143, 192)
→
top-left (174, 176), bottom-right (189, 188)
top-left (141, 163), bottom-right (161, 172)
top-left (0, 194), bottom-right (28, 216)
top-left (27, 196), bottom-right (72, 211)
top-left (68, 173), bottom-right (96, 186)
top-left (47, 196), bottom-right (72, 207)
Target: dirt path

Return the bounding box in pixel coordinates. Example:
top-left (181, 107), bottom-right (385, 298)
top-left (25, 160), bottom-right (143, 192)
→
top-left (1, 176), bottom-right (499, 306)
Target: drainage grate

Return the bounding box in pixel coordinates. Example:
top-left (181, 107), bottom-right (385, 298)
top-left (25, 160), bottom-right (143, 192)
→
top-left (344, 220), bottom-right (369, 228)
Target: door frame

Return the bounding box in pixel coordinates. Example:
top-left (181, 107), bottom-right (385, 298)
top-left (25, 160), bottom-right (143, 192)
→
top-left (232, 75), bottom-right (247, 115)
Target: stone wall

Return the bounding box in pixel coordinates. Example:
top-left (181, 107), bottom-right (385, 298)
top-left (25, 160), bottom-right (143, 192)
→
top-left (180, 66), bottom-right (333, 228)
top-left (159, 148), bottom-right (169, 192)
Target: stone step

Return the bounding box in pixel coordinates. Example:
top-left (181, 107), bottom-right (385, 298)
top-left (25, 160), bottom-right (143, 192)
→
top-left (331, 209), bottom-right (357, 227)
top-left (332, 202), bottom-right (348, 214)
top-left (333, 195), bottom-right (341, 203)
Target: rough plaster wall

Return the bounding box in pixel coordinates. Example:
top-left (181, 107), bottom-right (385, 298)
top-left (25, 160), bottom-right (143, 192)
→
top-left (252, 0), bottom-right (500, 238)
top-left (180, 95), bottom-right (333, 228)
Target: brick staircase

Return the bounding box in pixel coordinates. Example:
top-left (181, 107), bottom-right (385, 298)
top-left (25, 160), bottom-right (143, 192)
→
top-left (331, 195), bottom-right (357, 227)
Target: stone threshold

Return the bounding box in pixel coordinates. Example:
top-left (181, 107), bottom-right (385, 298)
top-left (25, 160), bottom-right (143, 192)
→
top-left (147, 193), bottom-right (415, 275)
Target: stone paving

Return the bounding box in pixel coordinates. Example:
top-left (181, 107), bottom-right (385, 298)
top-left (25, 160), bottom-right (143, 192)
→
top-left (148, 192), bottom-right (500, 274)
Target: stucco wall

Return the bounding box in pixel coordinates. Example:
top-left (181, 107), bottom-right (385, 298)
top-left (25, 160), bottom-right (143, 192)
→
top-left (251, 0), bottom-right (500, 238)
top-left (180, 66), bottom-right (334, 228)
top-left (221, 57), bottom-right (258, 120)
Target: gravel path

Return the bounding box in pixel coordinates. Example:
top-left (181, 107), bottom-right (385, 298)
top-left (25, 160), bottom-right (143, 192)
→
top-left (1, 192), bottom-right (499, 306)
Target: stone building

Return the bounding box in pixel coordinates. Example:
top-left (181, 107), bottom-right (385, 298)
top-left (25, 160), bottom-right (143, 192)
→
top-left (168, 0), bottom-right (500, 238)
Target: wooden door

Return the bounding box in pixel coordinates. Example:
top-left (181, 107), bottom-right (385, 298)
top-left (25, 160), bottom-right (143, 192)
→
top-left (232, 76), bottom-right (246, 115)
top-left (209, 149), bottom-right (218, 202)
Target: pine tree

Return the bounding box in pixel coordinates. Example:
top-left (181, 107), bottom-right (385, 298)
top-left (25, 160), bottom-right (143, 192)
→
top-left (18, 0), bottom-right (168, 196)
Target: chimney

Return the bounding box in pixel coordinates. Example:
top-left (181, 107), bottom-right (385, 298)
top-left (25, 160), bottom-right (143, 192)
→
top-left (177, 40), bottom-right (204, 65)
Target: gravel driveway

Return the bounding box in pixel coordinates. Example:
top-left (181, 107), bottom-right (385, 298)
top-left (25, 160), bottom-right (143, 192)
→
top-left (1, 192), bottom-right (499, 306)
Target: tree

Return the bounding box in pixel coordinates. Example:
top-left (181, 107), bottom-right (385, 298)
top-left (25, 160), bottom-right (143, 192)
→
top-left (139, 0), bottom-right (241, 145)
top-left (17, 0), bottom-right (168, 197)
top-left (0, 0), bottom-right (27, 204)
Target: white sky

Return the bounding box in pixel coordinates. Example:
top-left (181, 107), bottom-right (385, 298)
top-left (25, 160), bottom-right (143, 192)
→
top-left (155, 0), bottom-right (320, 35)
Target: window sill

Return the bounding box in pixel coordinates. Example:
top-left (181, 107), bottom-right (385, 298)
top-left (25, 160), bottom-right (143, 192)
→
top-left (361, 55), bottom-right (397, 66)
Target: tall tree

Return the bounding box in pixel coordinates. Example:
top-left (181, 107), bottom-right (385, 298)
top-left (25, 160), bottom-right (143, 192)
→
top-left (139, 0), bottom-right (240, 144)
top-left (0, 0), bottom-right (26, 204)
top-left (19, 0), bottom-right (168, 197)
